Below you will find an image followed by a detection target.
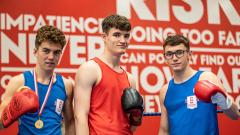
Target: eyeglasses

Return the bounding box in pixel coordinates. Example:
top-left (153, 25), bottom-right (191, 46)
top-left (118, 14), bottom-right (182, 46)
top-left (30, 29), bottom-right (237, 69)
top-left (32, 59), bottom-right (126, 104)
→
top-left (164, 50), bottom-right (188, 60)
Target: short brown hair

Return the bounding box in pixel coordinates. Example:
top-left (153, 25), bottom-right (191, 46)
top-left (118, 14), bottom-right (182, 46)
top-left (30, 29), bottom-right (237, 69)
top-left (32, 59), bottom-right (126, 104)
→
top-left (102, 14), bottom-right (131, 34)
top-left (35, 25), bottom-right (66, 49)
top-left (163, 34), bottom-right (190, 51)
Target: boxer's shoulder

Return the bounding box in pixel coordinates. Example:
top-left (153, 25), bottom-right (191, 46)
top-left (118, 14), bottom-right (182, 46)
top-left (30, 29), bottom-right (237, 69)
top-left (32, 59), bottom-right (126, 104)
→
top-left (78, 60), bottom-right (99, 71)
top-left (199, 71), bottom-right (216, 80)
top-left (4, 74), bottom-right (24, 94)
top-left (75, 60), bottom-right (100, 86)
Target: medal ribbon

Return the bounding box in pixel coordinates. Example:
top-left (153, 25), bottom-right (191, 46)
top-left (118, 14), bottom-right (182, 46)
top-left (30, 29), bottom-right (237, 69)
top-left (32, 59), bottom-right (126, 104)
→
top-left (33, 69), bottom-right (54, 116)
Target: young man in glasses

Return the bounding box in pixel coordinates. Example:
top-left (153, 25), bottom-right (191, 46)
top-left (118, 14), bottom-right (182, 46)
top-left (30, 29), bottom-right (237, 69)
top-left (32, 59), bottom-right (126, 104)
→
top-left (0, 25), bottom-right (75, 135)
top-left (158, 34), bottom-right (239, 135)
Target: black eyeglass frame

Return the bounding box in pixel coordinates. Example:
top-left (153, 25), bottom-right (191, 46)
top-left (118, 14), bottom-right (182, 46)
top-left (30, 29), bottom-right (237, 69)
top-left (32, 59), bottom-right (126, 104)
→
top-left (164, 50), bottom-right (189, 60)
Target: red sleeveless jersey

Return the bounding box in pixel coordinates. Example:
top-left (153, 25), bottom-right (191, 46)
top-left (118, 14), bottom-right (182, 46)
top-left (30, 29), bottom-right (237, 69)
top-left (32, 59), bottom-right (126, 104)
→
top-left (89, 57), bottom-right (132, 135)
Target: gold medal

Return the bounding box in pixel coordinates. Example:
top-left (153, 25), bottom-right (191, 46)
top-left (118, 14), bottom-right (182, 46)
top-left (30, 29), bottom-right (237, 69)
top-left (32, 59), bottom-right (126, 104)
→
top-left (35, 119), bottom-right (44, 129)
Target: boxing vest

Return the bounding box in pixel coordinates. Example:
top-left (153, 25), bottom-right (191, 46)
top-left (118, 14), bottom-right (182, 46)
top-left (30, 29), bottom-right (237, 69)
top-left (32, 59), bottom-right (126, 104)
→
top-left (89, 57), bottom-right (132, 135)
top-left (19, 71), bottom-right (66, 135)
top-left (164, 71), bottom-right (219, 135)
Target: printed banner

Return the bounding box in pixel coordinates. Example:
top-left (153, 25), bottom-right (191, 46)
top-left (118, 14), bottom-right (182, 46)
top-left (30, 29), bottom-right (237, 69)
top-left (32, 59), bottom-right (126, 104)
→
top-left (0, 0), bottom-right (239, 134)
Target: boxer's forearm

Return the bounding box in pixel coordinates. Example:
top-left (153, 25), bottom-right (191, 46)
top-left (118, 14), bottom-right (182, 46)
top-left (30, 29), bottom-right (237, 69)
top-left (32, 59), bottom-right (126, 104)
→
top-left (158, 128), bottom-right (169, 135)
top-left (0, 122), bottom-right (4, 129)
top-left (130, 125), bottom-right (137, 132)
top-left (65, 119), bottom-right (75, 135)
top-left (75, 116), bottom-right (89, 135)
top-left (223, 102), bottom-right (239, 120)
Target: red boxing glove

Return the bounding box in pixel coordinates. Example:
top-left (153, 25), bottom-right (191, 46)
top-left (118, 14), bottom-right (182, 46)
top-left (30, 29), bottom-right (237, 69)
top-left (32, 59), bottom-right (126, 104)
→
top-left (1, 86), bottom-right (39, 127)
top-left (194, 80), bottom-right (232, 110)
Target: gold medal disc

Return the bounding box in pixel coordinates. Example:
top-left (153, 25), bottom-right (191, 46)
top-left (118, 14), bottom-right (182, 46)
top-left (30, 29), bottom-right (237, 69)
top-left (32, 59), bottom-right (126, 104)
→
top-left (35, 119), bottom-right (44, 129)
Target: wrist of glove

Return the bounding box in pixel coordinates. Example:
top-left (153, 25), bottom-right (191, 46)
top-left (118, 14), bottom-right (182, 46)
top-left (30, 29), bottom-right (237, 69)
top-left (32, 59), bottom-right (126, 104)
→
top-left (128, 108), bottom-right (143, 126)
top-left (211, 92), bottom-right (232, 110)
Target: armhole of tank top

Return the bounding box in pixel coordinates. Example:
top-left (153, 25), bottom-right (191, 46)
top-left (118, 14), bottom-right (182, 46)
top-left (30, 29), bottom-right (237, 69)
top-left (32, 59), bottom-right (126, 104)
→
top-left (122, 69), bottom-right (131, 87)
top-left (200, 70), bottom-right (204, 75)
top-left (23, 71), bottom-right (31, 86)
top-left (23, 71), bottom-right (27, 86)
top-left (163, 81), bottom-right (171, 106)
top-left (196, 71), bottom-right (204, 80)
top-left (92, 59), bottom-right (104, 89)
top-left (57, 74), bottom-right (67, 98)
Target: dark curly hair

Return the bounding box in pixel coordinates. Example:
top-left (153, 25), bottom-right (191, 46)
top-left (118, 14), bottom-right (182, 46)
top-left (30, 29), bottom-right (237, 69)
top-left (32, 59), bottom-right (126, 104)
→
top-left (35, 25), bottom-right (66, 49)
top-left (163, 34), bottom-right (190, 51)
top-left (102, 14), bottom-right (131, 34)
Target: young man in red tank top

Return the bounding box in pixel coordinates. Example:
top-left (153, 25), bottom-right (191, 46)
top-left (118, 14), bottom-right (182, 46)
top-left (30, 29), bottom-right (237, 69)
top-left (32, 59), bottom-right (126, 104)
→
top-left (74, 14), bottom-right (139, 135)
